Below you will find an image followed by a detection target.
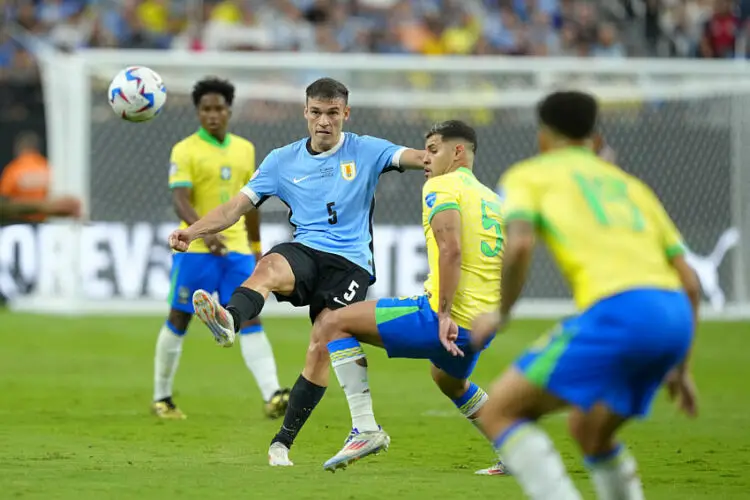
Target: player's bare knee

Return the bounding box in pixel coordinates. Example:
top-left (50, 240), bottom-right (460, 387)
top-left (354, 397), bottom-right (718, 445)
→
top-left (168, 309), bottom-right (191, 332)
top-left (244, 254), bottom-right (294, 295)
top-left (431, 365), bottom-right (469, 399)
top-left (313, 309), bottom-right (345, 344)
top-left (307, 329), bottom-right (331, 361)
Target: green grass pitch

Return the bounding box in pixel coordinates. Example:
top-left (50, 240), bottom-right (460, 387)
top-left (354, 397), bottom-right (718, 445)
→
top-left (0, 311), bottom-right (748, 499)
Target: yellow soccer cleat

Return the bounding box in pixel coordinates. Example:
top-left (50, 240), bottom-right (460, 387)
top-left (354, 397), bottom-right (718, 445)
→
top-left (264, 388), bottom-right (291, 419)
top-left (151, 398), bottom-right (187, 420)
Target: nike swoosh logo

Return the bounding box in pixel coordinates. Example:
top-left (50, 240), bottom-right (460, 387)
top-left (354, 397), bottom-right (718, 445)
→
top-left (293, 175), bottom-right (311, 184)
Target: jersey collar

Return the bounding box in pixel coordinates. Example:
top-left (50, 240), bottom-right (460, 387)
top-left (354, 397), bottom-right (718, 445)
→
top-left (309, 132), bottom-right (345, 159)
top-left (568, 146), bottom-right (594, 154)
top-left (197, 127), bottom-right (231, 148)
top-left (457, 167), bottom-right (474, 175)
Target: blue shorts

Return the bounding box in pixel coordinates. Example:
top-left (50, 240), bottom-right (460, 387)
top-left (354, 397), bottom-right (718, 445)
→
top-left (516, 288), bottom-right (693, 418)
top-left (376, 295), bottom-right (492, 380)
top-left (168, 252), bottom-right (256, 314)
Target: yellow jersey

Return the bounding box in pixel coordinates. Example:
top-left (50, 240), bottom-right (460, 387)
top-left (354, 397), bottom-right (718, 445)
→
top-left (499, 147), bottom-right (685, 311)
top-left (168, 128), bottom-right (256, 254)
top-left (422, 167), bottom-right (503, 329)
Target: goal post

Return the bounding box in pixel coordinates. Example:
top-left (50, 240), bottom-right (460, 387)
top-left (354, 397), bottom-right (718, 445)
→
top-left (6, 50), bottom-right (750, 318)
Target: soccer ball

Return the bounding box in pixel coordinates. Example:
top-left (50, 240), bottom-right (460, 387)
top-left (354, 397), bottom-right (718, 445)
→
top-left (108, 66), bottom-right (167, 122)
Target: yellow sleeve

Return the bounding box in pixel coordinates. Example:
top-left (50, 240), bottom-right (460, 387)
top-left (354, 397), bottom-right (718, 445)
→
top-left (168, 142), bottom-right (193, 189)
top-left (643, 186), bottom-right (685, 259)
top-left (498, 165), bottom-right (539, 226)
top-left (246, 141), bottom-right (257, 183)
top-left (423, 176), bottom-right (460, 224)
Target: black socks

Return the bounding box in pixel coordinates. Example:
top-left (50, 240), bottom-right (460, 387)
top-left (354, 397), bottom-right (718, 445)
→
top-left (271, 375), bottom-right (327, 449)
top-left (226, 287), bottom-right (265, 333)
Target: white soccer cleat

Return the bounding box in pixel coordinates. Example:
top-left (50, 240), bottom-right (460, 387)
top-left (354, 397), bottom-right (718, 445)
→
top-left (192, 289), bottom-right (236, 347)
top-left (323, 427), bottom-right (390, 472)
top-left (268, 442), bottom-right (294, 467)
top-left (475, 460), bottom-right (510, 476)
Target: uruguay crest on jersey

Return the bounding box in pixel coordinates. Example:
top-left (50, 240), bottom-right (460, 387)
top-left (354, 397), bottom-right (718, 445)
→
top-left (340, 161), bottom-right (357, 181)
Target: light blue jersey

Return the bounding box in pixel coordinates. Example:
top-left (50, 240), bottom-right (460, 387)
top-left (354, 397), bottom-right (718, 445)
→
top-left (241, 132), bottom-right (406, 279)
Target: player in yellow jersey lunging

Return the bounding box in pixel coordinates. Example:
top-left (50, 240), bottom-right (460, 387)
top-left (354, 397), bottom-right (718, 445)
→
top-left (472, 91), bottom-right (701, 499)
top-left (152, 78), bottom-right (289, 420)
top-left (310, 120), bottom-right (505, 473)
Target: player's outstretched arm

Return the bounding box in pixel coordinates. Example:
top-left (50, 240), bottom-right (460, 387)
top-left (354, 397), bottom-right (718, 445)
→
top-left (169, 193), bottom-right (253, 251)
top-left (397, 149), bottom-right (427, 170)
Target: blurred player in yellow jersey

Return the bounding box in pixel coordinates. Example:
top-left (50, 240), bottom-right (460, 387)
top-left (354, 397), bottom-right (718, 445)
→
top-left (472, 91), bottom-right (701, 500)
top-left (308, 120), bottom-right (505, 473)
top-left (152, 78), bottom-right (289, 420)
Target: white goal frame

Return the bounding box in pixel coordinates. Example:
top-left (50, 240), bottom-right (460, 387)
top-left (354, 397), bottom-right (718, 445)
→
top-left (9, 50), bottom-right (750, 319)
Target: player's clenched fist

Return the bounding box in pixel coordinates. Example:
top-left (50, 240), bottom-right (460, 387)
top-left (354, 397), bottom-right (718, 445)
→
top-left (169, 229), bottom-right (193, 252)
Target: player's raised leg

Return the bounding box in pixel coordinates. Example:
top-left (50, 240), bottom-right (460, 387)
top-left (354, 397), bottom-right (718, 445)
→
top-left (313, 300), bottom-right (390, 471)
top-left (316, 292), bottom-right (498, 472)
top-left (219, 252), bottom-right (290, 418)
top-left (192, 251), bottom-right (296, 347)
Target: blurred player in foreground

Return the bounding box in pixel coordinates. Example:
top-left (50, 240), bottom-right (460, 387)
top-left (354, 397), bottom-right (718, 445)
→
top-left (311, 120), bottom-right (506, 474)
top-left (154, 77), bottom-right (288, 420)
top-left (168, 78), bottom-right (428, 466)
top-left (472, 91), bottom-right (701, 499)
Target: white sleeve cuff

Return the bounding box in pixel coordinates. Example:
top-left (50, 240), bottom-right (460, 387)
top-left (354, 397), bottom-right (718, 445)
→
top-left (240, 186), bottom-right (260, 206)
top-left (391, 147), bottom-right (407, 168)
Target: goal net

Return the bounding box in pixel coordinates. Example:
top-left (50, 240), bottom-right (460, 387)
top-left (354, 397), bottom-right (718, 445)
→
top-left (6, 51), bottom-right (750, 318)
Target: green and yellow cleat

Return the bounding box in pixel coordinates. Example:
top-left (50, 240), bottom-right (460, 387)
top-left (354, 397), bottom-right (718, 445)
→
top-left (151, 398), bottom-right (187, 420)
top-left (264, 388), bottom-right (291, 419)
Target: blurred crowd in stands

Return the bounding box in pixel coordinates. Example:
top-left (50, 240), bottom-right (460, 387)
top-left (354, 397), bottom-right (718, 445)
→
top-left (1, 0), bottom-right (748, 60)
top-left (0, 0), bottom-right (747, 171)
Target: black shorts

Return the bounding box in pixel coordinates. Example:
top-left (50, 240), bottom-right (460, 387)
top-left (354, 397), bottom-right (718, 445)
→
top-left (268, 242), bottom-right (371, 323)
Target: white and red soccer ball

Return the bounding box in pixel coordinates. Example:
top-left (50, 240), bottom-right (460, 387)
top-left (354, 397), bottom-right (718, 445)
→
top-left (108, 66), bottom-right (167, 122)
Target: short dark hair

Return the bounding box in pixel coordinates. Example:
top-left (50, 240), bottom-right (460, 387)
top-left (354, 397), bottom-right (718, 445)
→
top-left (191, 77), bottom-right (235, 108)
top-left (537, 91), bottom-right (598, 140)
top-left (425, 120), bottom-right (478, 153)
top-left (305, 77), bottom-right (349, 104)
